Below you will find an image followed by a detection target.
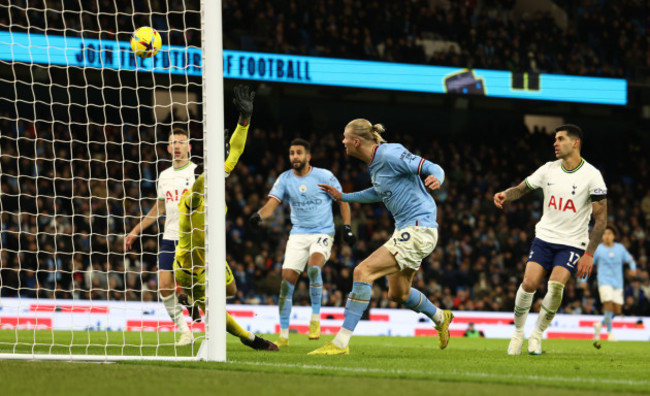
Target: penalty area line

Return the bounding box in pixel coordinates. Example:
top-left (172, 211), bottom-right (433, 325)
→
top-left (227, 360), bottom-right (650, 386)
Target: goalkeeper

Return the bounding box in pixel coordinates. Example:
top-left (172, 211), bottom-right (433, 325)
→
top-left (173, 85), bottom-right (278, 351)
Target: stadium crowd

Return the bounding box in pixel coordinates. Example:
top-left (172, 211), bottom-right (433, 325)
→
top-left (1, 111), bottom-right (649, 318)
top-left (221, 124), bottom-right (650, 317)
top-left (223, 0), bottom-right (649, 78)
top-left (1, 1), bottom-right (648, 78)
top-left (1, 0), bottom-right (649, 319)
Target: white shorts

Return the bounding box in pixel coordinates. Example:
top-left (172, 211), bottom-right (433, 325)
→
top-left (283, 233), bottom-right (333, 273)
top-left (383, 226), bottom-right (438, 271)
top-left (598, 285), bottom-right (624, 305)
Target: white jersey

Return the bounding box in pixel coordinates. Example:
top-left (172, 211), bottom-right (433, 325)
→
top-left (157, 162), bottom-right (197, 240)
top-left (525, 158), bottom-right (606, 249)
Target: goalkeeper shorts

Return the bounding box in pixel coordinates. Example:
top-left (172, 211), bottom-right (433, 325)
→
top-left (173, 259), bottom-right (234, 302)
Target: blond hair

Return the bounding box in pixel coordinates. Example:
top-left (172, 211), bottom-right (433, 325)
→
top-left (345, 118), bottom-right (386, 144)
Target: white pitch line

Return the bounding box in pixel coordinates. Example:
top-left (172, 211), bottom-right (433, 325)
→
top-left (227, 360), bottom-right (650, 386)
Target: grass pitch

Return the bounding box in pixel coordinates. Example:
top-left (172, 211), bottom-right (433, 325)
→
top-left (1, 330), bottom-right (649, 395)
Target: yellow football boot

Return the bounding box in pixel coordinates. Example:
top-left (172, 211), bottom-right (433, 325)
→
top-left (307, 342), bottom-right (349, 355)
top-left (435, 310), bottom-right (454, 350)
top-left (308, 320), bottom-right (321, 340)
top-left (276, 336), bottom-right (289, 348)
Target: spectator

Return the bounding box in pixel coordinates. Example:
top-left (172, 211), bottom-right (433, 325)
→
top-left (463, 322), bottom-right (485, 338)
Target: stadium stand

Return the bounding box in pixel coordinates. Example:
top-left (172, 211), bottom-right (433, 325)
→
top-left (0, 0), bottom-right (648, 318)
top-left (2, 111), bottom-right (647, 316)
top-left (1, 1), bottom-right (647, 77)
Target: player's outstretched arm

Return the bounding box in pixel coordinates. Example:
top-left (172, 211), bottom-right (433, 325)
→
top-left (318, 184), bottom-right (343, 201)
top-left (249, 197), bottom-right (281, 227)
top-left (226, 85), bottom-right (255, 175)
top-left (321, 185), bottom-right (382, 204)
top-left (577, 199), bottom-right (607, 278)
top-left (494, 180), bottom-right (531, 209)
top-left (125, 199), bottom-right (165, 251)
top-left (233, 84), bottom-right (254, 126)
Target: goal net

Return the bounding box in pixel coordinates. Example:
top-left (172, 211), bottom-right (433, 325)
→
top-left (0, 0), bottom-right (225, 361)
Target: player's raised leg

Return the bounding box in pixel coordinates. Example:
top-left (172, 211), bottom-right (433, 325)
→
top-left (387, 268), bottom-right (452, 349)
top-left (509, 261), bottom-right (544, 355)
top-left (307, 280), bottom-right (369, 355)
top-left (309, 247), bottom-right (398, 355)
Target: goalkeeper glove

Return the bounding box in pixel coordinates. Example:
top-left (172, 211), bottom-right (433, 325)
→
top-left (233, 85), bottom-right (255, 119)
top-left (342, 225), bottom-right (357, 246)
top-left (249, 212), bottom-right (262, 227)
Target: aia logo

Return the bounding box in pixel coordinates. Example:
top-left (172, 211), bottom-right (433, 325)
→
top-left (166, 189), bottom-right (189, 202)
top-left (548, 195), bottom-right (576, 213)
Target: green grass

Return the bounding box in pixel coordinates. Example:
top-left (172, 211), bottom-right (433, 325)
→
top-left (1, 330), bottom-right (649, 395)
top-left (0, 329), bottom-right (199, 357)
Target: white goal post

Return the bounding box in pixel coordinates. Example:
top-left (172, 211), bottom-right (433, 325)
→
top-left (0, 0), bottom-right (225, 361)
top-left (199, 0), bottom-right (227, 362)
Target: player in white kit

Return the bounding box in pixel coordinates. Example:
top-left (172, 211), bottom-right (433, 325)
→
top-left (494, 124), bottom-right (608, 355)
top-left (125, 128), bottom-right (196, 346)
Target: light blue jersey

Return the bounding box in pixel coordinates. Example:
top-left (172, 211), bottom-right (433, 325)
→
top-left (593, 242), bottom-right (636, 289)
top-left (269, 167), bottom-right (341, 235)
top-left (341, 143), bottom-right (445, 230)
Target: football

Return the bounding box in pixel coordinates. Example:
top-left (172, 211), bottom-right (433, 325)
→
top-left (130, 26), bottom-right (162, 58)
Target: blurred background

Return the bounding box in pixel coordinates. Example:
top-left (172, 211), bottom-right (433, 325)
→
top-left (0, 0), bottom-right (648, 319)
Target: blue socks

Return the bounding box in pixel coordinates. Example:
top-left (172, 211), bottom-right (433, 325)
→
top-left (308, 266), bottom-right (323, 316)
top-left (279, 267), bottom-right (323, 333)
top-left (278, 280), bottom-right (294, 330)
top-left (603, 311), bottom-right (614, 333)
top-left (342, 281), bottom-right (372, 331)
top-left (403, 288), bottom-right (438, 319)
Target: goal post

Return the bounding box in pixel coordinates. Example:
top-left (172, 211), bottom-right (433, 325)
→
top-left (0, 1), bottom-right (225, 361)
top-left (198, 0), bottom-right (227, 362)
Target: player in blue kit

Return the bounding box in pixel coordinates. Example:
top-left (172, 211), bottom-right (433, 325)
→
top-left (249, 138), bottom-right (355, 347)
top-left (592, 225), bottom-right (637, 341)
top-left (308, 118), bottom-right (453, 356)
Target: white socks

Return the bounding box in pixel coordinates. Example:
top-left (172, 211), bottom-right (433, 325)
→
top-left (432, 308), bottom-right (444, 326)
top-left (311, 313), bottom-right (320, 322)
top-left (332, 328), bottom-right (353, 349)
top-left (533, 281), bottom-right (564, 335)
top-left (513, 285), bottom-right (535, 333)
top-left (161, 293), bottom-right (190, 334)
top-left (280, 328), bottom-right (289, 339)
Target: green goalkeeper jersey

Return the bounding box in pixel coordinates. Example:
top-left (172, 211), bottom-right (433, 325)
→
top-left (175, 123), bottom-right (249, 270)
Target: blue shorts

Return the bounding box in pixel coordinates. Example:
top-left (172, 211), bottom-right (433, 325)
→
top-left (159, 239), bottom-right (178, 271)
top-left (527, 238), bottom-right (585, 274)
